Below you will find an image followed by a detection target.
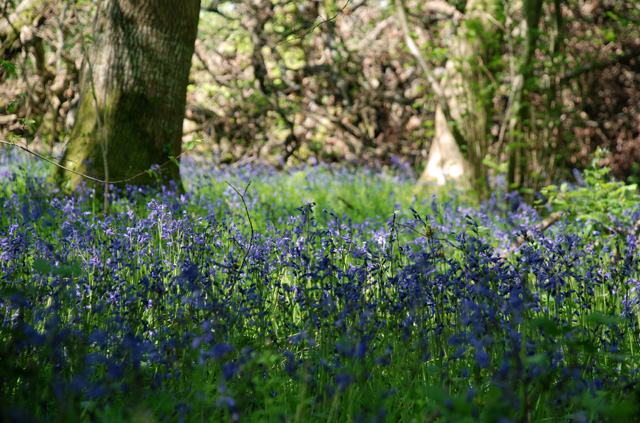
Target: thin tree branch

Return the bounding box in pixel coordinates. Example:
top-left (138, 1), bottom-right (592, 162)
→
top-left (0, 139), bottom-right (188, 185)
top-left (194, 41), bottom-right (234, 89)
top-left (395, 0), bottom-right (467, 149)
top-left (498, 211), bottom-right (565, 260)
top-left (512, 211), bottom-right (564, 249)
top-left (0, 0), bottom-right (36, 37)
top-left (560, 48), bottom-right (640, 82)
top-left (279, 0), bottom-right (352, 43)
top-left (225, 181), bottom-right (255, 288)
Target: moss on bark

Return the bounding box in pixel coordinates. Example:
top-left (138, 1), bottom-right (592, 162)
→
top-left (56, 0), bottom-right (199, 194)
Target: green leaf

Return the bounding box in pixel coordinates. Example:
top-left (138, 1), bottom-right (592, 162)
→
top-left (524, 353), bottom-right (547, 366)
top-left (33, 258), bottom-right (52, 274)
top-left (52, 263), bottom-right (82, 277)
top-left (1, 60), bottom-right (17, 76)
top-left (530, 316), bottom-right (573, 336)
top-left (585, 311), bottom-right (625, 326)
top-left (33, 259), bottom-right (81, 277)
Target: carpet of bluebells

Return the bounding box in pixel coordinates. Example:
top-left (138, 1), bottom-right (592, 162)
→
top-left (2, 148), bottom-right (640, 423)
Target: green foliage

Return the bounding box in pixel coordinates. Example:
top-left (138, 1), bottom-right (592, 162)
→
top-left (1, 59), bottom-right (17, 77)
top-left (186, 165), bottom-right (419, 230)
top-left (539, 148), bottom-right (640, 239)
top-left (3, 152), bottom-right (640, 422)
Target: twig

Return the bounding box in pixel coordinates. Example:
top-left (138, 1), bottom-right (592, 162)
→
top-left (560, 48), bottom-right (640, 82)
top-left (497, 211), bottom-right (565, 261)
top-left (395, 0), bottom-right (467, 150)
top-left (225, 181), bottom-right (255, 285)
top-left (279, 0), bottom-right (352, 44)
top-left (397, 221), bottom-right (459, 251)
top-left (0, 139), bottom-right (188, 185)
top-left (194, 41), bottom-right (234, 89)
top-left (336, 196), bottom-right (355, 210)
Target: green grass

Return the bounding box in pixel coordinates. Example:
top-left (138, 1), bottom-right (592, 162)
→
top-left (2, 150), bottom-right (640, 423)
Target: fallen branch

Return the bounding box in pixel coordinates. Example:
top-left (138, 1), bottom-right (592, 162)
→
top-left (505, 211), bottom-right (565, 257)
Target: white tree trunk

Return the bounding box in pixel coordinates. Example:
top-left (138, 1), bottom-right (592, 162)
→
top-left (416, 0), bottom-right (503, 198)
top-left (422, 106), bottom-right (470, 187)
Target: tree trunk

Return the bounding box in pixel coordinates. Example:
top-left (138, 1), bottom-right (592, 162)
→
top-left (505, 0), bottom-right (543, 192)
top-left (418, 0), bottom-right (503, 200)
top-left (57, 0), bottom-right (200, 190)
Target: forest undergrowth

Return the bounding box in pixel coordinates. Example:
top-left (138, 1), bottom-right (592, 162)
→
top-left (2, 148), bottom-right (640, 423)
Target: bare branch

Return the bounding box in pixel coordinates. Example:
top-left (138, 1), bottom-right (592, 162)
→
top-left (498, 211), bottom-right (565, 261)
top-left (422, 1), bottom-right (457, 16)
top-left (395, 0), bottom-right (466, 148)
top-left (225, 181), bottom-right (255, 287)
top-left (0, 0), bottom-right (37, 36)
top-left (194, 40), bottom-right (234, 88)
top-left (512, 211), bottom-right (564, 250)
top-left (561, 48), bottom-right (640, 82)
top-left (279, 0), bottom-right (352, 44)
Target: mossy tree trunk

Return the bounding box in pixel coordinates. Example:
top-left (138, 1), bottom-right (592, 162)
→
top-left (505, 0), bottom-right (544, 192)
top-left (57, 0), bottom-right (200, 190)
top-left (419, 0), bottom-right (503, 200)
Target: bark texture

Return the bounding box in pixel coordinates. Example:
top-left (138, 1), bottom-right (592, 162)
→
top-left (420, 0), bottom-right (502, 199)
top-left (505, 0), bottom-right (543, 190)
top-left (57, 0), bottom-right (200, 189)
